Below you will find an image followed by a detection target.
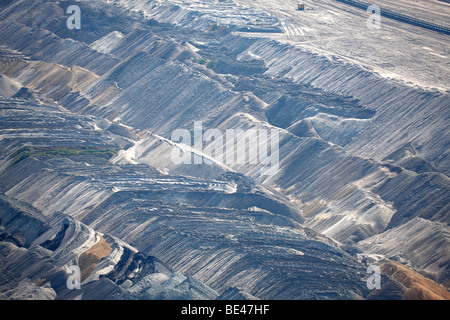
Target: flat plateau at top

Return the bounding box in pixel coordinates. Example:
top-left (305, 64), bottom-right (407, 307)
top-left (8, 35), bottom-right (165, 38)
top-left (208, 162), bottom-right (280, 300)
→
top-left (234, 0), bottom-right (449, 91)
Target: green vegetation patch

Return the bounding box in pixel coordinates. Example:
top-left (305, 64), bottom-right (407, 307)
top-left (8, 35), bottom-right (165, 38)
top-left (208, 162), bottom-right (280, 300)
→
top-left (9, 146), bottom-right (117, 166)
top-left (192, 57), bottom-right (216, 69)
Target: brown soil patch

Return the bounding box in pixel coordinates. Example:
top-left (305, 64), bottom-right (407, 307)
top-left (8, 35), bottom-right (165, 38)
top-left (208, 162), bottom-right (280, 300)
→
top-left (381, 260), bottom-right (450, 300)
top-left (78, 235), bottom-right (112, 283)
top-left (298, 200), bottom-right (328, 218)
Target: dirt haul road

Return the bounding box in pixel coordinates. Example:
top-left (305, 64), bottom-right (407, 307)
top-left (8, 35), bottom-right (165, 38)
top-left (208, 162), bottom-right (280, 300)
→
top-left (233, 0), bottom-right (450, 91)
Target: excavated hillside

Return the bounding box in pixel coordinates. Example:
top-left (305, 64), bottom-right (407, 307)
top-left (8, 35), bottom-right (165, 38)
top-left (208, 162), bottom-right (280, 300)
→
top-left (0, 0), bottom-right (448, 300)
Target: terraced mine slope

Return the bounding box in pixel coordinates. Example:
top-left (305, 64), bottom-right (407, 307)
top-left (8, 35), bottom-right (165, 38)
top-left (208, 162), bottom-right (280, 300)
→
top-left (0, 0), bottom-right (448, 300)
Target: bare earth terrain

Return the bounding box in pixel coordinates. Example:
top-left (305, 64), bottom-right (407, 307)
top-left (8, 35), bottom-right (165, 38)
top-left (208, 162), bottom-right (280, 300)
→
top-left (0, 0), bottom-right (448, 301)
top-left (234, 0), bottom-right (449, 90)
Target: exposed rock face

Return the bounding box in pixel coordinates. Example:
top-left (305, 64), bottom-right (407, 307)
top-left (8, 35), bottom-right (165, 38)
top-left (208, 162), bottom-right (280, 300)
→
top-left (357, 218), bottom-right (450, 284)
top-left (0, 0), bottom-right (448, 300)
top-left (375, 261), bottom-right (450, 300)
top-left (0, 100), bottom-right (369, 300)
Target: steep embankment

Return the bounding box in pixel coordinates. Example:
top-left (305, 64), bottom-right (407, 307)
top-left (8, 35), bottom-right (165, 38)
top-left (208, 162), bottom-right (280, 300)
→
top-left (0, 100), bottom-right (368, 299)
top-left (380, 260), bottom-right (450, 300)
top-left (0, 0), bottom-right (448, 299)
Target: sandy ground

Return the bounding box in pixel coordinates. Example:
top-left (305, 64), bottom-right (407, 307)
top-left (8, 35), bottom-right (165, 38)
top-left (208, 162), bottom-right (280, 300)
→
top-left (233, 0), bottom-right (450, 91)
top-left (78, 235), bottom-right (112, 282)
top-left (0, 75), bottom-right (21, 98)
top-left (381, 260), bottom-right (450, 299)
